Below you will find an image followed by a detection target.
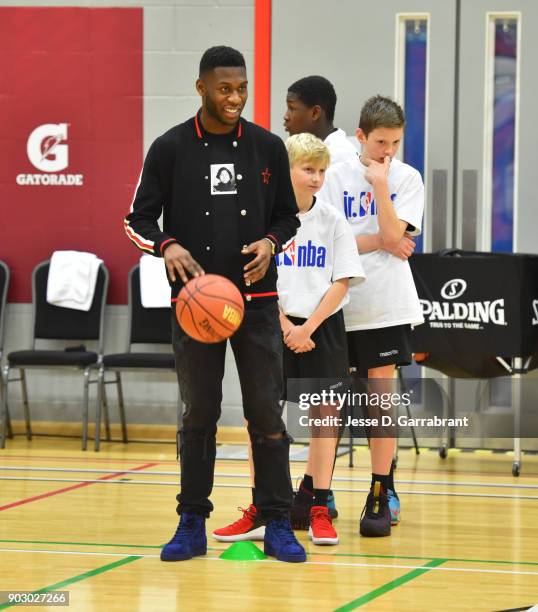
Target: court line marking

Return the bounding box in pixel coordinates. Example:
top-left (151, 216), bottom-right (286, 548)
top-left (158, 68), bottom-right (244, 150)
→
top-left (334, 559), bottom-right (446, 611)
top-left (2, 452), bottom-right (535, 479)
top-left (0, 463), bottom-right (158, 512)
top-left (0, 555), bottom-right (141, 611)
top-left (1, 538), bottom-right (537, 567)
top-left (2, 466), bottom-right (537, 490)
top-left (1, 476), bottom-right (537, 500)
top-left (2, 548), bottom-right (538, 577)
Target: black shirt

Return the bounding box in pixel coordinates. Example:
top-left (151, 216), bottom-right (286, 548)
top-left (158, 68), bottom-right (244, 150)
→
top-left (204, 130), bottom-right (241, 288)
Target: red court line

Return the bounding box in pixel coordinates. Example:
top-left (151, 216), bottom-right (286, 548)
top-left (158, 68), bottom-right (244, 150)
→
top-left (0, 454), bottom-right (176, 465)
top-left (0, 462), bottom-right (158, 512)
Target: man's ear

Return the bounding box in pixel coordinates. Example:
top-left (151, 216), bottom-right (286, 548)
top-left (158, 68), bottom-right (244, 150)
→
top-left (196, 78), bottom-right (205, 97)
top-left (356, 128), bottom-right (367, 145)
top-left (311, 105), bottom-right (322, 122)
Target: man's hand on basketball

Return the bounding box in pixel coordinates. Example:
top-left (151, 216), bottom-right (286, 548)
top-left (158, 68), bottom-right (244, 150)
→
top-left (242, 239), bottom-right (272, 284)
top-left (383, 232), bottom-right (416, 260)
top-left (364, 155), bottom-right (390, 186)
top-left (284, 325), bottom-right (315, 353)
top-left (163, 243), bottom-right (205, 284)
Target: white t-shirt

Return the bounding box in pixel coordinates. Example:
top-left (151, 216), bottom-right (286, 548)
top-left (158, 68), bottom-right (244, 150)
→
top-left (319, 156), bottom-right (425, 331)
top-left (276, 197), bottom-right (365, 319)
top-left (324, 128), bottom-right (358, 165)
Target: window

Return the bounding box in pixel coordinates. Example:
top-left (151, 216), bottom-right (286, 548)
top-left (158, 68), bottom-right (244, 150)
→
top-left (396, 16), bottom-right (429, 252)
top-left (485, 15), bottom-right (520, 253)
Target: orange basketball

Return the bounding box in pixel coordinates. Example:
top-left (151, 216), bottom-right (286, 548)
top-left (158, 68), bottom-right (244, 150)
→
top-left (175, 274), bottom-right (245, 343)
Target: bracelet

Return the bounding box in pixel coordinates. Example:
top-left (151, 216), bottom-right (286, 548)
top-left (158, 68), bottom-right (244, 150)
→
top-left (263, 237), bottom-right (276, 256)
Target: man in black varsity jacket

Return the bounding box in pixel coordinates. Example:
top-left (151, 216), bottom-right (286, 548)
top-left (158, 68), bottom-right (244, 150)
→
top-left (125, 46), bottom-right (305, 563)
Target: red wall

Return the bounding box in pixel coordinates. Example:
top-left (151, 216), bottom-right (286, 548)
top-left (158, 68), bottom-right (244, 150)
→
top-left (0, 7), bottom-right (143, 304)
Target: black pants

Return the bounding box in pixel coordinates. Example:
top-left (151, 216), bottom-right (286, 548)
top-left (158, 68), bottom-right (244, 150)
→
top-left (172, 302), bottom-right (293, 520)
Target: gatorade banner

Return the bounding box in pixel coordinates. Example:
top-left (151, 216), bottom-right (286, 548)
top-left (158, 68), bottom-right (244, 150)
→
top-left (409, 251), bottom-right (538, 377)
top-left (0, 7), bottom-right (143, 303)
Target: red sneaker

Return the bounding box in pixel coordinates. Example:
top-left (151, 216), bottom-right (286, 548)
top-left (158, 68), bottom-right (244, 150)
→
top-left (212, 505), bottom-right (265, 542)
top-left (308, 506), bottom-right (339, 545)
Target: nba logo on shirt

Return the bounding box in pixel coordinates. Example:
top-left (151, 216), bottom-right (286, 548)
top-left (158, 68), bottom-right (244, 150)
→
top-left (276, 239), bottom-right (325, 268)
top-left (276, 239), bottom-right (295, 266)
top-left (343, 190), bottom-right (396, 218)
top-left (359, 192), bottom-right (376, 217)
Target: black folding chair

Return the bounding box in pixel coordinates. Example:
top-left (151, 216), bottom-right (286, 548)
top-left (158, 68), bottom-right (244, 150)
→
top-left (95, 264), bottom-right (180, 451)
top-left (0, 260), bottom-right (108, 450)
top-left (0, 261), bottom-right (11, 439)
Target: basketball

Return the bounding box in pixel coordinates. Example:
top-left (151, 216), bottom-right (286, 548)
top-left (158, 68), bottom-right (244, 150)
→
top-left (175, 274), bottom-right (245, 343)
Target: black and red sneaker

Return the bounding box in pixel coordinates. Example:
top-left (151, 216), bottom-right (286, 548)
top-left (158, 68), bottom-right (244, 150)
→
top-left (212, 505), bottom-right (265, 542)
top-left (291, 481), bottom-right (338, 530)
top-left (359, 481), bottom-right (391, 537)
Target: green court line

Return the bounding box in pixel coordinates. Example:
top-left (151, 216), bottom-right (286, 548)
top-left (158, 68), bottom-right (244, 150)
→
top-left (1, 538), bottom-right (537, 567)
top-left (324, 551), bottom-right (538, 567)
top-left (333, 559), bottom-right (447, 611)
top-left (0, 555), bottom-right (142, 610)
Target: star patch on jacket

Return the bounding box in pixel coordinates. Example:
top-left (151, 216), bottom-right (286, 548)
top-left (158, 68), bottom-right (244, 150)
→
top-left (261, 167), bottom-right (271, 185)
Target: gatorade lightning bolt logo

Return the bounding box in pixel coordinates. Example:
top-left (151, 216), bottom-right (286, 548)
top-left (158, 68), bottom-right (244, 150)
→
top-left (40, 133), bottom-right (64, 165)
top-left (28, 124), bottom-right (69, 172)
top-left (16, 123), bottom-right (84, 186)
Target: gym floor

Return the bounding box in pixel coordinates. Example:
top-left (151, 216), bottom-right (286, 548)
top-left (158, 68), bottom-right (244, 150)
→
top-left (1, 437), bottom-right (537, 611)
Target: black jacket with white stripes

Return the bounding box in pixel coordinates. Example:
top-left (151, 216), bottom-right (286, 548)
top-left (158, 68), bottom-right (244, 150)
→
top-left (124, 113), bottom-right (299, 304)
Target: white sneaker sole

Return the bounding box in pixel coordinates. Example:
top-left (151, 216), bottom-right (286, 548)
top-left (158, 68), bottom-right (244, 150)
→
top-left (308, 526), bottom-right (339, 546)
top-left (212, 525), bottom-right (265, 542)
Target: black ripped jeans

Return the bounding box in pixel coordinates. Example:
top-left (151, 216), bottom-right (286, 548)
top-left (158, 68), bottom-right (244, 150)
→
top-left (171, 302), bottom-right (293, 521)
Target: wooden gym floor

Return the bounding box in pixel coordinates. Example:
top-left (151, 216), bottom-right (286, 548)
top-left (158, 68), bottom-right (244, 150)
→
top-left (1, 435), bottom-right (537, 611)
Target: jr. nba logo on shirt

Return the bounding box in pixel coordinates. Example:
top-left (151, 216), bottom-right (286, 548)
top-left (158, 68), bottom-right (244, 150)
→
top-left (276, 240), bottom-right (326, 268)
top-left (343, 190), bottom-right (396, 219)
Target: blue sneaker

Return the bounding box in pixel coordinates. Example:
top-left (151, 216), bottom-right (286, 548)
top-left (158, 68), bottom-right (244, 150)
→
top-left (264, 518), bottom-right (307, 563)
top-left (387, 489), bottom-right (400, 525)
top-left (160, 513), bottom-right (207, 561)
top-left (327, 490), bottom-right (338, 519)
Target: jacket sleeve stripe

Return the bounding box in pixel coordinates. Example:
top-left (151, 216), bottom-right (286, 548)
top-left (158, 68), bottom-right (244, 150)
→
top-left (124, 220), bottom-right (155, 253)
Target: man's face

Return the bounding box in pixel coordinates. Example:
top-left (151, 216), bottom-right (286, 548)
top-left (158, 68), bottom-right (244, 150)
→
top-left (284, 92), bottom-right (318, 135)
top-left (356, 126), bottom-right (403, 163)
top-left (290, 159), bottom-right (327, 199)
top-left (197, 66), bottom-right (248, 127)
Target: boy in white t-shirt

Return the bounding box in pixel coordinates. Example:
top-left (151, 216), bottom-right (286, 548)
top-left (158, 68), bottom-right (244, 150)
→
top-left (214, 133), bottom-right (364, 546)
top-left (320, 95), bottom-right (424, 538)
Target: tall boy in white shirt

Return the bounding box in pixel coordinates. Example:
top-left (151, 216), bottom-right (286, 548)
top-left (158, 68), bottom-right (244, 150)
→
top-left (284, 75), bottom-right (358, 165)
top-left (214, 133), bottom-right (364, 545)
top-left (320, 95), bottom-right (424, 537)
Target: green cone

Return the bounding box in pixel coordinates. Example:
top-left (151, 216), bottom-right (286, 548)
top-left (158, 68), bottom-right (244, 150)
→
top-left (219, 541), bottom-right (266, 561)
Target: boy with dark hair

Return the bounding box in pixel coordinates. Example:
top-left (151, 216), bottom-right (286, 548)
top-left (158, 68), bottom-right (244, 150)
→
top-left (319, 95), bottom-right (424, 537)
top-left (284, 75), bottom-right (358, 165)
top-left (125, 45), bottom-right (306, 563)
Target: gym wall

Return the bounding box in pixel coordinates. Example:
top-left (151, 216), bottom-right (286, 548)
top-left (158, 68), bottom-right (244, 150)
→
top-left (0, 0), bottom-right (254, 427)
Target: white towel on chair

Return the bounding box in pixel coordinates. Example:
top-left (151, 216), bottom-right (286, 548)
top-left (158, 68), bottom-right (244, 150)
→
top-left (46, 250), bottom-right (103, 311)
top-left (139, 254), bottom-right (170, 308)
